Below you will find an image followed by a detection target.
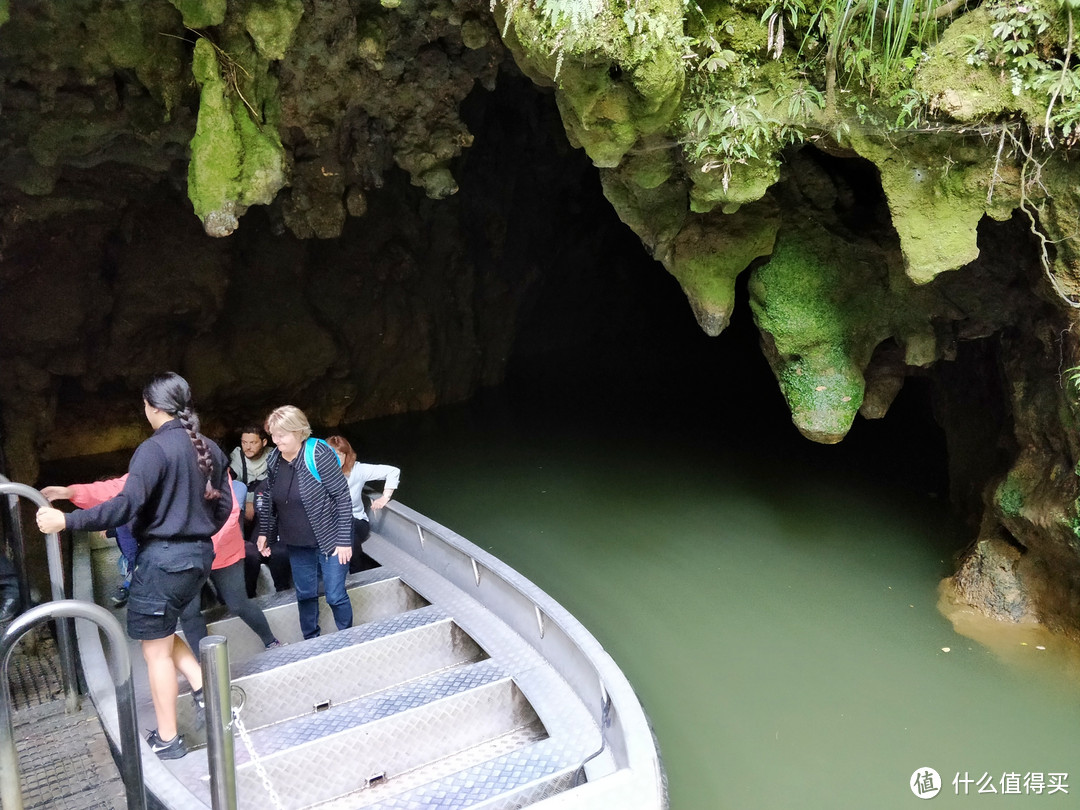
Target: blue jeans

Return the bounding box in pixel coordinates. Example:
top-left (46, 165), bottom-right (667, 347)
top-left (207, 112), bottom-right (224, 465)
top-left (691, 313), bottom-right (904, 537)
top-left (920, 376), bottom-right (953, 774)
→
top-left (288, 546), bottom-right (352, 639)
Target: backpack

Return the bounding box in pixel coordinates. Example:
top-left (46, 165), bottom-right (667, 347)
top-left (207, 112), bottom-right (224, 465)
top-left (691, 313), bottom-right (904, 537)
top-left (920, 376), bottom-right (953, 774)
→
top-left (303, 437), bottom-right (342, 482)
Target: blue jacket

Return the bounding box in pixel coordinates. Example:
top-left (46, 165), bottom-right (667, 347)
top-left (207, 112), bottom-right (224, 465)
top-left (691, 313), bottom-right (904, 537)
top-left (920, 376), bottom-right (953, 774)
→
top-left (258, 439), bottom-right (352, 556)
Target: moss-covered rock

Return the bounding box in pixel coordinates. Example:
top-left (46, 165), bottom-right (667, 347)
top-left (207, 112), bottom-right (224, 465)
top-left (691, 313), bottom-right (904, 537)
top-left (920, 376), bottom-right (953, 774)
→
top-left (168, 0), bottom-right (227, 29)
top-left (847, 130), bottom-right (1018, 283)
top-left (241, 0), bottom-right (305, 61)
top-left (748, 220), bottom-right (941, 442)
top-left (669, 203), bottom-right (778, 335)
top-left (915, 7), bottom-right (1042, 126)
top-left (496, 0), bottom-right (685, 168)
top-left (688, 157), bottom-right (780, 214)
top-left (599, 163), bottom-right (688, 262)
top-left (187, 37), bottom-right (285, 235)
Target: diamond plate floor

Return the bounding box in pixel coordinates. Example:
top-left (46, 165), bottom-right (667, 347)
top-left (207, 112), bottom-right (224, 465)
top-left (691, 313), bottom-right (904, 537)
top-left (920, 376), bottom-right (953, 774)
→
top-left (6, 630), bottom-right (128, 810)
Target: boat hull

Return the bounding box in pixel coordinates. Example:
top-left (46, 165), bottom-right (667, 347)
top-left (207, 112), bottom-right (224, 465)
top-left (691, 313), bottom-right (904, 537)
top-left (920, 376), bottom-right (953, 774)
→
top-left (72, 501), bottom-right (667, 809)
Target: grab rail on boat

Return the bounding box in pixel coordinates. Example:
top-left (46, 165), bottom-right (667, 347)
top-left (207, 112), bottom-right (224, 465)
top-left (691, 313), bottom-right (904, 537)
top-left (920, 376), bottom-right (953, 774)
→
top-left (374, 502), bottom-right (662, 797)
top-left (0, 599), bottom-right (147, 810)
top-left (200, 635), bottom-right (239, 810)
top-left (0, 479), bottom-right (79, 711)
top-left (0, 474), bottom-right (33, 621)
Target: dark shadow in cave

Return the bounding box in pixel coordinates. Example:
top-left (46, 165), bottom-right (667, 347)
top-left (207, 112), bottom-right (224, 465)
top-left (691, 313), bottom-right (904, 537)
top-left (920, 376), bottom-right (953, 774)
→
top-left (452, 95), bottom-right (958, 521)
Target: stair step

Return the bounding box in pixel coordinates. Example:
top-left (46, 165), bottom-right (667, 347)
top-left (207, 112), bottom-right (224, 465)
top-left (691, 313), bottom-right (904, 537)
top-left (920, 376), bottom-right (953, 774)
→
top-left (183, 660), bottom-right (546, 810)
top-left (191, 571), bottom-right (428, 664)
top-left (308, 736), bottom-right (579, 810)
top-left (177, 605), bottom-right (486, 739)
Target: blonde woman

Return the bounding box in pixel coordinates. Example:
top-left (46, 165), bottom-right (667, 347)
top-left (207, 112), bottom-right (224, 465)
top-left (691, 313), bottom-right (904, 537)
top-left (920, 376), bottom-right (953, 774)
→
top-left (256, 406), bottom-right (353, 639)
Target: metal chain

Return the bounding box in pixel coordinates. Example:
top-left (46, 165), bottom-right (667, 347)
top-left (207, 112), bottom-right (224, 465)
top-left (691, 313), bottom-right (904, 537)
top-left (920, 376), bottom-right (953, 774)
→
top-left (233, 702), bottom-right (287, 810)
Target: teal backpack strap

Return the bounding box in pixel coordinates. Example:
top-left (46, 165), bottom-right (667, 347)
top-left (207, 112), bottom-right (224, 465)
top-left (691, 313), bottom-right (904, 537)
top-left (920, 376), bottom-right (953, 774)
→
top-left (304, 437), bottom-right (342, 483)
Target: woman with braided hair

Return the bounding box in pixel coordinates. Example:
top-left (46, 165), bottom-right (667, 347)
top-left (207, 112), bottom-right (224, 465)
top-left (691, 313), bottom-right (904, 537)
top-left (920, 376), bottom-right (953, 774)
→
top-left (37, 371), bottom-right (232, 760)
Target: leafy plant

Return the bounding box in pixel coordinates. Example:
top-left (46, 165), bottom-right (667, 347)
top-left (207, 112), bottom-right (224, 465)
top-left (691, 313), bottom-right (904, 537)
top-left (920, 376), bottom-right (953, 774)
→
top-left (964, 0), bottom-right (1080, 144)
top-left (1064, 364), bottom-right (1080, 395)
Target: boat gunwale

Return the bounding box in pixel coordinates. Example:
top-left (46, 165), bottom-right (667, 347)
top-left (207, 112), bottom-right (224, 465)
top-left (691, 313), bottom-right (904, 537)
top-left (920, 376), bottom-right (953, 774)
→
top-left (72, 500), bottom-right (668, 810)
top-left (371, 501), bottom-right (668, 809)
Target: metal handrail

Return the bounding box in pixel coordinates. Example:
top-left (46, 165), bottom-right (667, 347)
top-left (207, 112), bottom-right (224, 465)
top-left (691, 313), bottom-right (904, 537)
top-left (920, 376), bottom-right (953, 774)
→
top-left (200, 635), bottom-right (238, 810)
top-left (0, 474), bottom-right (32, 618)
top-left (0, 480), bottom-right (79, 711)
top-left (0, 599), bottom-right (146, 810)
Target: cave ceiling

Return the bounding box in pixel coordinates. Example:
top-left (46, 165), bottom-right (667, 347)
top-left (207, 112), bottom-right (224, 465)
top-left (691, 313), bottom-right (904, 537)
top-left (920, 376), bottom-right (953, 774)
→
top-left (2, 0), bottom-right (1080, 634)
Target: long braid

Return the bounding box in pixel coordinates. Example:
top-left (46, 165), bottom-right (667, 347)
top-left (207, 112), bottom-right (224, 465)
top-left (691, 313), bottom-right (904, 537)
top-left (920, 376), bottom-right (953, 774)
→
top-left (176, 407), bottom-right (221, 501)
top-left (144, 372), bottom-right (222, 502)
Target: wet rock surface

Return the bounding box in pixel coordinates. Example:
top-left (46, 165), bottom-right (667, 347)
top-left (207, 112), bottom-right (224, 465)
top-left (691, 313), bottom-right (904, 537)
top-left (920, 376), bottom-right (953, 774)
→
top-left (3, 2), bottom-right (1080, 637)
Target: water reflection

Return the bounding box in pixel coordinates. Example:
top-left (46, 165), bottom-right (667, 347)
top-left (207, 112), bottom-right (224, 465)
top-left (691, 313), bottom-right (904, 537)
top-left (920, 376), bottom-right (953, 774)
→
top-left (347, 381), bottom-right (1080, 809)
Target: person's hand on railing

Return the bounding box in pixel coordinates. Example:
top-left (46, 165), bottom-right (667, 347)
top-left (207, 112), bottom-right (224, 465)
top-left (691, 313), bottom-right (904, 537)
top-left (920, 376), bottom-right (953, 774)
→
top-left (40, 486), bottom-right (74, 502)
top-left (370, 488), bottom-right (395, 511)
top-left (36, 507), bottom-right (67, 534)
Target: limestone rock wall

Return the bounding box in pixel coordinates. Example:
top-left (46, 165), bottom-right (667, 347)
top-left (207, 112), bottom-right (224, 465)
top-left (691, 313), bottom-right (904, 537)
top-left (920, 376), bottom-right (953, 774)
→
top-left (3, 1), bottom-right (1080, 635)
top-left (491, 1), bottom-right (1080, 637)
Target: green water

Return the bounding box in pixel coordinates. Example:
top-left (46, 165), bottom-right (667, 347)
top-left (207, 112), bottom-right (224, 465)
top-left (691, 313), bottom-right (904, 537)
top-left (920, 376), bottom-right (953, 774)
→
top-left (346, 351), bottom-right (1080, 810)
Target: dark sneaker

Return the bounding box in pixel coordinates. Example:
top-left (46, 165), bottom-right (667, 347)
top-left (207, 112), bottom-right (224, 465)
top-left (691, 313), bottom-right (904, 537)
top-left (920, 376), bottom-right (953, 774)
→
top-left (265, 639), bottom-right (283, 650)
top-left (146, 730), bottom-right (187, 760)
top-left (191, 688), bottom-right (205, 730)
top-left (110, 585), bottom-right (129, 608)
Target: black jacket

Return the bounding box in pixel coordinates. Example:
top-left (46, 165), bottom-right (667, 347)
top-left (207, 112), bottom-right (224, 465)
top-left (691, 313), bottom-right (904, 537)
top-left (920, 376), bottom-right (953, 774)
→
top-left (67, 420), bottom-right (232, 541)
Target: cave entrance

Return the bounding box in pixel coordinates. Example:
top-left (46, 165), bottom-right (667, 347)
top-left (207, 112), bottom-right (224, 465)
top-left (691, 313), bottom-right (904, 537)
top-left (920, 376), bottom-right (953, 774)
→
top-left (456, 72), bottom-right (954, 531)
top-left (484, 154), bottom-right (953, 557)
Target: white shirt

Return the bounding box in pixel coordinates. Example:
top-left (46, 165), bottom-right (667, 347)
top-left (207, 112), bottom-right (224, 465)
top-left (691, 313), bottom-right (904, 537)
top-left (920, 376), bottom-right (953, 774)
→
top-left (345, 463), bottom-right (401, 521)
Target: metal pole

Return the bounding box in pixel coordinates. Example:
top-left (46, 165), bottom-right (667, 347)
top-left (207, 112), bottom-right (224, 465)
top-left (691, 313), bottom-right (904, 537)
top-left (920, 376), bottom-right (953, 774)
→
top-left (0, 482), bottom-right (79, 712)
top-left (0, 474), bottom-right (32, 617)
top-left (200, 635), bottom-right (237, 810)
top-left (0, 600), bottom-right (146, 810)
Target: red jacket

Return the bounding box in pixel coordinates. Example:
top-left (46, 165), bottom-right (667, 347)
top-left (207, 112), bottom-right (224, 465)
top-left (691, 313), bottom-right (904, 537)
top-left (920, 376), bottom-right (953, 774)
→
top-left (70, 473), bottom-right (244, 569)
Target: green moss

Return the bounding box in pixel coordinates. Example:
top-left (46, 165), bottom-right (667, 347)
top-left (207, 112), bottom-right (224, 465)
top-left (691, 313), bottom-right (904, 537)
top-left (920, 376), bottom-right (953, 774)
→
top-left (847, 130), bottom-right (1017, 283)
top-left (915, 9), bottom-right (1022, 120)
top-left (689, 158), bottom-right (779, 213)
top-left (168, 0), bottom-right (226, 28)
top-left (1032, 156), bottom-right (1080, 298)
top-left (461, 18), bottom-right (489, 50)
top-left (620, 147), bottom-right (675, 190)
top-left (553, 80), bottom-right (638, 167)
top-left (187, 37), bottom-right (285, 233)
top-left (72, 3), bottom-right (189, 116)
top-left (748, 228), bottom-right (910, 441)
top-left (242, 0), bottom-right (304, 61)
top-left (668, 204), bottom-right (778, 335)
top-left (498, 0), bottom-right (685, 168)
top-left (996, 476), bottom-right (1025, 518)
top-left (710, 3), bottom-right (768, 53)
top-left (234, 96), bottom-right (285, 206)
top-left (188, 39), bottom-right (242, 221)
top-left (0, 0), bottom-right (8, 27)
top-left (599, 166), bottom-right (689, 260)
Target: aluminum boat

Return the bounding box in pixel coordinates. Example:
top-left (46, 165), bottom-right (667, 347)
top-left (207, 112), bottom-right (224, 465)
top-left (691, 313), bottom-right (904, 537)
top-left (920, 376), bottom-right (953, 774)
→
top-left (72, 500), bottom-right (668, 810)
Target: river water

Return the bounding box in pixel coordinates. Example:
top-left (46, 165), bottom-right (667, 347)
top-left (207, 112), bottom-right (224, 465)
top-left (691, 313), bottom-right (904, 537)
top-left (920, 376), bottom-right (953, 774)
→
top-left (32, 293), bottom-right (1080, 807)
top-left (344, 330), bottom-right (1080, 809)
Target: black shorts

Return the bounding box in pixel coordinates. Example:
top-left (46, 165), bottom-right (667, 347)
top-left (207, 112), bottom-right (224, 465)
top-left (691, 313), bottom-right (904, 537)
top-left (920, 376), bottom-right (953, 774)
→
top-left (126, 539), bottom-right (214, 641)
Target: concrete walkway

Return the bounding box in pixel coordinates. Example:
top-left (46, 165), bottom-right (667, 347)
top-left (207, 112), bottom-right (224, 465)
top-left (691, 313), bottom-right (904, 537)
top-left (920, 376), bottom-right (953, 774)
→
top-left (7, 628), bottom-right (127, 810)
